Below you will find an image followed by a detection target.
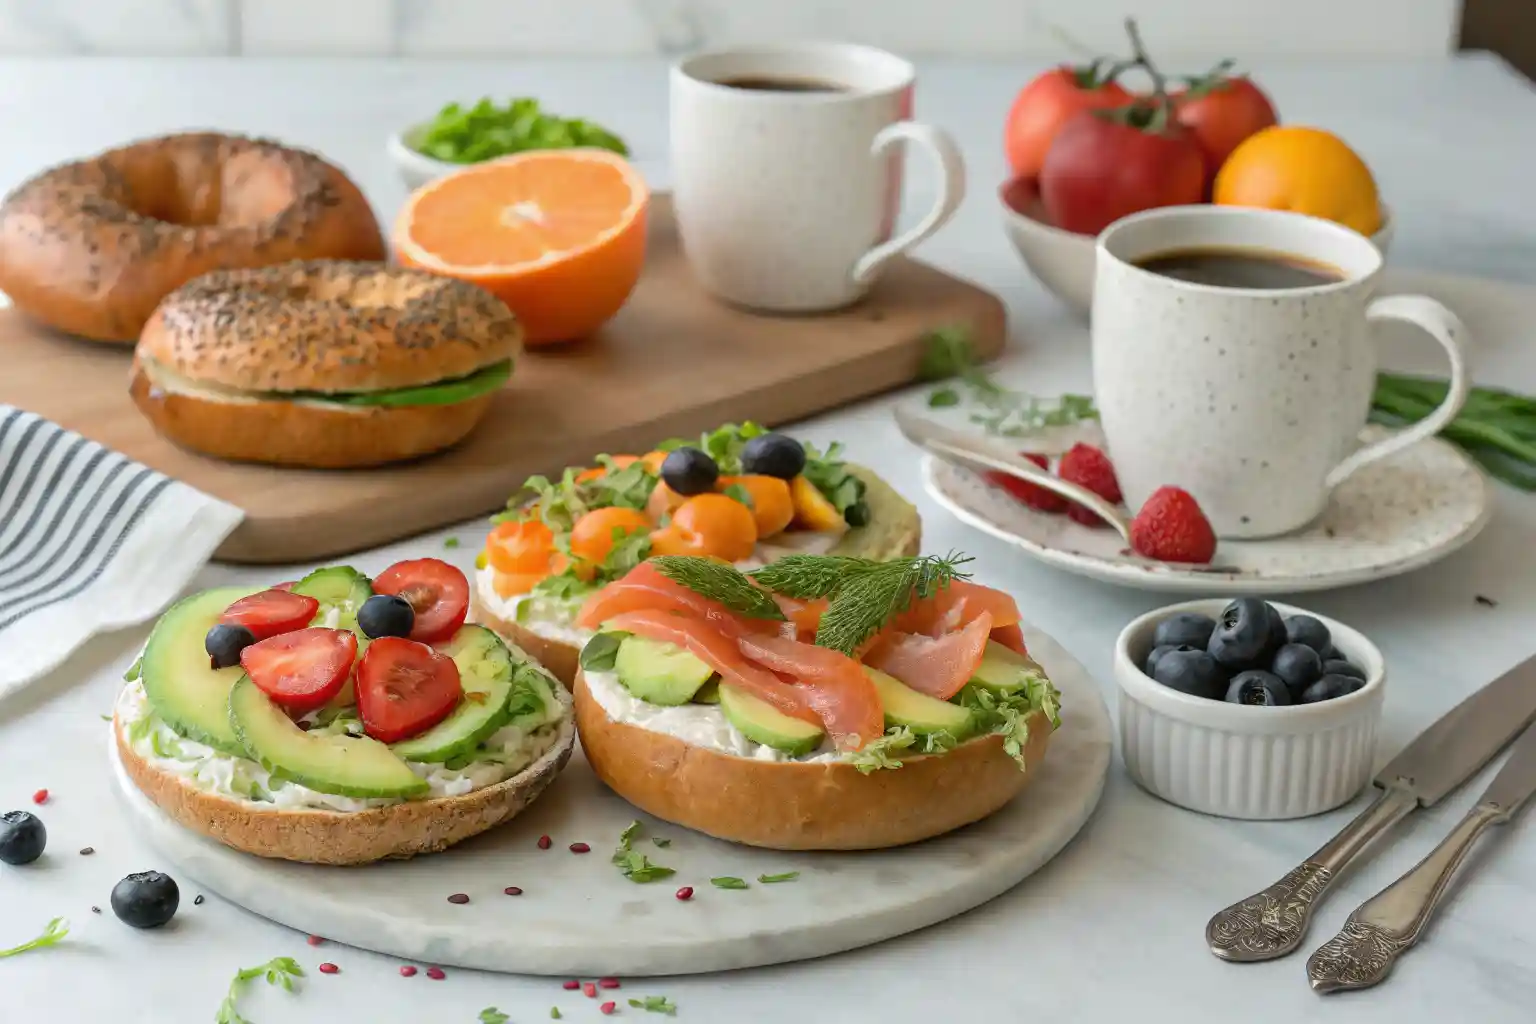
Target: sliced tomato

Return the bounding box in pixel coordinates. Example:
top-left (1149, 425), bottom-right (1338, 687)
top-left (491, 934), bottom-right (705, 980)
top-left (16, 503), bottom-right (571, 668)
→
top-left (602, 610), bottom-right (822, 728)
top-left (240, 627), bottom-right (358, 713)
top-left (355, 637), bottom-right (464, 743)
top-left (577, 562), bottom-right (776, 639)
top-left (271, 581), bottom-right (297, 592)
top-left (864, 612), bottom-right (995, 700)
top-left (989, 622), bottom-right (1028, 656)
top-left (895, 580), bottom-right (1020, 636)
top-left (221, 588), bottom-right (320, 640)
top-left (373, 558), bottom-right (469, 643)
top-left (736, 633), bottom-right (884, 751)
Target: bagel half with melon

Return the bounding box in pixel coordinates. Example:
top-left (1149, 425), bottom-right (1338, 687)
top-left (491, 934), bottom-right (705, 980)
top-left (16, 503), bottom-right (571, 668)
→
top-left (571, 552), bottom-right (1061, 850)
top-left (470, 422), bottom-right (921, 687)
top-left (113, 558), bottom-right (574, 865)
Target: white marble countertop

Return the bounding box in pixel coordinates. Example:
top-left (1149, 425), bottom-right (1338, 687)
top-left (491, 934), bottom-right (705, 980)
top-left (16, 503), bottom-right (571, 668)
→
top-left (3, 52), bottom-right (1536, 1023)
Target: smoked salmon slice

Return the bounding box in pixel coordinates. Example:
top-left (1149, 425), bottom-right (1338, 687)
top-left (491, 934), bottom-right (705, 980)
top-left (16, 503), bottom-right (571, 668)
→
top-left (989, 622), bottom-right (1028, 656)
top-left (600, 610), bottom-right (822, 728)
top-left (736, 633), bottom-right (885, 752)
top-left (895, 580), bottom-right (1020, 637)
top-left (576, 561), bottom-right (775, 639)
top-left (773, 594), bottom-right (829, 642)
top-left (865, 611), bottom-right (994, 700)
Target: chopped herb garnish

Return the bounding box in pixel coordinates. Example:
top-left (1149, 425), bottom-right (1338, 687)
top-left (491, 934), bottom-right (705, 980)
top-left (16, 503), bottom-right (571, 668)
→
top-left (710, 876), bottom-right (749, 890)
top-left (920, 327), bottom-right (1098, 436)
top-left (123, 658), bottom-right (142, 682)
top-left (649, 557), bottom-right (786, 621)
top-left (127, 715), bottom-right (156, 744)
top-left (651, 837), bottom-right (671, 848)
top-left (99, 713), bottom-right (113, 722)
top-left (444, 537), bottom-right (460, 549)
top-left (722, 482), bottom-right (755, 508)
top-left (214, 956), bottom-right (304, 1024)
top-left (479, 1009), bottom-right (510, 1024)
top-left (757, 871), bottom-right (800, 884)
top-left (551, 1009), bottom-right (563, 1020)
top-left (416, 96), bottom-right (628, 164)
top-left (580, 632), bottom-right (631, 672)
top-left (613, 820), bottom-right (675, 883)
top-left (849, 727), bottom-right (916, 774)
top-left (629, 996), bottom-right (678, 1015)
top-left (0, 918), bottom-right (68, 959)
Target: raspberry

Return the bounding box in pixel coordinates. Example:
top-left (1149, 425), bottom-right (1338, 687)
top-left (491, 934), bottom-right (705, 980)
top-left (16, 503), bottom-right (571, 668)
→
top-left (1130, 486), bottom-right (1217, 564)
top-left (1058, 444), bottom-right (1122, 526)
top-left (984, 453), bottom-right (1067, 513)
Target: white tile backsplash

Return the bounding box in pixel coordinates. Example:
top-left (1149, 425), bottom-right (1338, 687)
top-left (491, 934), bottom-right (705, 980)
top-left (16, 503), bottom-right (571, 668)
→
top-left (0, 0), bottom-right (1463, 58)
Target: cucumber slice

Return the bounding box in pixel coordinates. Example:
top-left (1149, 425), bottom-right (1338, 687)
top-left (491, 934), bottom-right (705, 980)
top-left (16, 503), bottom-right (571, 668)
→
top-left (389, 625), bottom-right (516, 764)
top-left (692, 677), bottom-right (722, 704)
top-left (292, 565), bottom-right (374, 705)
top-left (140, 585), bottom-right (263, 755)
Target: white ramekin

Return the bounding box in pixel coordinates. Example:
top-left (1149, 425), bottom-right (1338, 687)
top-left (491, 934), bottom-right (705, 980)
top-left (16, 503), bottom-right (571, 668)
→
top-left (1114, 598), bottom-right (1386, 820)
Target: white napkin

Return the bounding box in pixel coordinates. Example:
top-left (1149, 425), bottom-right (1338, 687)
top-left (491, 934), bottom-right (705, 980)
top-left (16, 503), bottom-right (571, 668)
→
top-left (0, 406), bottom-right (244, 696)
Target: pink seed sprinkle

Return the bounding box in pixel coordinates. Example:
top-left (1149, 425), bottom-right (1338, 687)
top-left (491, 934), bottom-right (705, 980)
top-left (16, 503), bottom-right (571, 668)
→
top-left (583, 982), bottom-right (598, 998)
top-left (569, 842), bottom-right (590, 854)
top-left (599, 977), bottom-right (620, 989)
top-left (399, 966), bottom-right (418, 978)
top-left (31, 789), bottom-right (48, 805)
top-left (562, 979), bottom-right (580, 990)
top-left (537, 835), bottom-right (552, 850)
top-left (318, 963), bottom-right (339, 975)
top-left (503, 886), bottom-right (523, 895)
top-left (600, 1002), bottom-right (617, 1015)
top-left (675, 886), bottom-right (694, 901)
top-left (426, 967), bottom-right (446, 980)
top-left (306, 935), bottom-right (324, 946)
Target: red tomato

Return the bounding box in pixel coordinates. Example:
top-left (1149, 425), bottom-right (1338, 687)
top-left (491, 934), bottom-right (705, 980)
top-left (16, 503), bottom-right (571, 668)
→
top-left (1004, 63), bottom-right (1132, 179)
top-left (271, 581), bottom-right (297, 592)
top-left (240, 627), bottom-right (358, 713)
top-left (221, 589), bottom-right (320, 640)
top-left (372, 558), bottom-right (469, 643)
top-left (1038, 103), bottom-right (1206, 236)
top-left (1174, 74), bottom-right (1279, 187)
top-left (355, 637), bottom-right (464, 743)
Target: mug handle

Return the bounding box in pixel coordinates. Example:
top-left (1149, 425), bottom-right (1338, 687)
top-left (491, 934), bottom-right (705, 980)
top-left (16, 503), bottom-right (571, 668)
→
top-left (1324, 294), bottom-right (1471, 489)
top-left (850, 122), bottom-right (966, 285)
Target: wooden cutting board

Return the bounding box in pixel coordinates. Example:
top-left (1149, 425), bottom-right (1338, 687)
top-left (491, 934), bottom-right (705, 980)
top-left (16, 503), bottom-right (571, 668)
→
top-left (0, 197), bottom-right (1004, 564)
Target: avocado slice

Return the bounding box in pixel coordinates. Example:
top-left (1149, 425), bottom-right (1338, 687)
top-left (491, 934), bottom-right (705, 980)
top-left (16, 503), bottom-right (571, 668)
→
top-left (305, 359), bottom-right (513, 408)
top-left (864, 666), bottom-right (976, 740)
top-left (968, 640), bottom-right (1046, 694)
top-left (140, 585), bottom-right (264, 755)
top-left (229, 676), bottom-right (428, 800)
top-left (692, 677), bottom-right (721, 704)
top-left (390, 625), bottom-right (517, 763)
top-left (718, 683), bottom-right (825, 756)
top-left (614, 635), bottom-right (714, 706)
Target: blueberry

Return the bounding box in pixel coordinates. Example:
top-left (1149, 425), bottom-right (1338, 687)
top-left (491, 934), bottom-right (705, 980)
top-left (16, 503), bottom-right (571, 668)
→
top-left (205, 624), bottom-right (256, 670)
top-left (1145, 644), bottom-right (1180, 676)
top-left (1207, 598), bottom-right (1273, 669)
top-left (1322, 659), bottom-right (1367, 682)
top-left (1271, 643), bottom-right (1323, 699)
top-left (0, 811), bottom-right (46, 866)
top-left (1320, 643), bottom-right (1343, 663)
top-left (1284, 615), bottom-right (1332, 656)
top-left (740, 433), bottom-right (807, 480)
top-left (358, 594), bottom-right (415, 639)
top-left (1265, 605), bottom-right (1288, 656)
top-left (1301, 674), bottom-right (1366, 704)
top-left (660, 447), bottom-right (720, 495)
top-left (1225, 670), bottom-right (1292, 706)
top-left (1151, 647), bottom-right (1228, 699)
top-left (1152, 613), bottom-right (1217, 652)
top-left (111, 871), bottom-right (180, 929)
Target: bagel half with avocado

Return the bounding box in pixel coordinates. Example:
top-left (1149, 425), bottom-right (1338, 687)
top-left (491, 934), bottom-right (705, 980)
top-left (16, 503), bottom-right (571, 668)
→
top-left (131, 260), bottom-right (521, 468)
top-left (470, 422), bottom-right (921, 687)
top-left (113, 559), bottom-right (574, 865)
top-left (570, 552), bottom-right (1061, 850)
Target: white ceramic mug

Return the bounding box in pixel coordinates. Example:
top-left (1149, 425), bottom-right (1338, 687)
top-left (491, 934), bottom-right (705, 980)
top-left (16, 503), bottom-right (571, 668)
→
top-left (669, 43), bottom-right (966, 312)
top-left (1092, 205), bottom-right (1470, 540)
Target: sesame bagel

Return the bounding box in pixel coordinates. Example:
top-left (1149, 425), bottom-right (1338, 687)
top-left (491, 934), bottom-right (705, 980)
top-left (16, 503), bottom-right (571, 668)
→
top-left (131, 260), bottom-right (522, 469)
top-left (0, 132), bottom-right (386, 343)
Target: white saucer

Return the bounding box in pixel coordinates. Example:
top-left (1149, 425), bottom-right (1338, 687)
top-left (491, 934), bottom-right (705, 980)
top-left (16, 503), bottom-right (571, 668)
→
top-left (923, 424), bottom-right (1492, 594)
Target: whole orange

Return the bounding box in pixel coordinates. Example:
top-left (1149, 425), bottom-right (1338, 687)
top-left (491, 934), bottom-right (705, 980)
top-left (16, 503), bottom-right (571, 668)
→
top-left (1213, 126), bottom-right (1382, 236)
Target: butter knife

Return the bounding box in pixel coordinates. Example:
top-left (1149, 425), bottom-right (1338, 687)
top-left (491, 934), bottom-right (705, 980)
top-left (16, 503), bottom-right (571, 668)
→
top-left (1206, 651), bottom-right (1536, 962)
top-left (1306, 716), bottom-right (1536, 992)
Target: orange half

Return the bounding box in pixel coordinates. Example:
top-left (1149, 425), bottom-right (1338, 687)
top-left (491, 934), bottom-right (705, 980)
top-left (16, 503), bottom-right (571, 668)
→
top-left (393, 149), bottom-right (650, 344)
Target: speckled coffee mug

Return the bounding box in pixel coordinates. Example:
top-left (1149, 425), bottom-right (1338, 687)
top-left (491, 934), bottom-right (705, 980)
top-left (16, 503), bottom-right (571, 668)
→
top-left (1092, 206), bottom-right (1469, 540)
top-left (670, 43), bottom-right (965, 312)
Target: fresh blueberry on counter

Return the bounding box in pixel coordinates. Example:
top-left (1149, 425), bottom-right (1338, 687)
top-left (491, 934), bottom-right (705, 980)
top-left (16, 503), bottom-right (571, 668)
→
top-left (1151, 647), bottom-right (1228, 699)
top-left (740, 433), bottom-right (807, 480)
top-left (1151, 612), bottom-right (1217, 652)
top-left (661, 447), bottom-right (720, 495)
top-left (1271, 643), bottom-right (1323, 698)
top-left (1207, 598), bottom-right (1274, 669)
top-left (111, 871), bottom-right (180, 929)
top-left (1225, 670), bottom-right (1292, 706)
top-left (0, 810), bottom-right (46, 865)
top-left (1284, 615), bottom-right (1332, 657)
top-left (358, 593), bottom-right (415, 639)
top-left (205, 623), bottom-right (256, 670)
top-left (1301, 674), bottom-right (1366, 704)
top-left (1322, 659), bottom-right (1367, 682)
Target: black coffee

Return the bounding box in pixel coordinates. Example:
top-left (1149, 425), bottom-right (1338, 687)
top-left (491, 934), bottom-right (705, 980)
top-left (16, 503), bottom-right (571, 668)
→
top-left (1134, 247), bottom-right (1345, 289)
top-left (716, 76), bottom-right (848, 93)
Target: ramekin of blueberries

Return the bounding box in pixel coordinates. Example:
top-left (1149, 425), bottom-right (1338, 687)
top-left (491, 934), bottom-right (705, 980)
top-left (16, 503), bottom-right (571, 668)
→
top-left (1114, 597), bottom-right (1386, 820)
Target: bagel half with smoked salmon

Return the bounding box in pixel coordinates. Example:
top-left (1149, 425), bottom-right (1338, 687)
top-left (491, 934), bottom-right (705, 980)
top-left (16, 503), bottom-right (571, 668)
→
top-left (0, 131), bottom-right (386, 343)
top-left (569, 553), bottom-right (1062, 850)
top-left (470, 422), bottom-right (921, 687)
top-left (131, 260), bottom-right (521, 468)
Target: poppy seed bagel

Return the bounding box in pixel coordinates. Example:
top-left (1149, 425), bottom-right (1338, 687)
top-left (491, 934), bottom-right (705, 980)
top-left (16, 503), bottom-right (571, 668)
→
top-left (0, 132), bottom-right (387, 343)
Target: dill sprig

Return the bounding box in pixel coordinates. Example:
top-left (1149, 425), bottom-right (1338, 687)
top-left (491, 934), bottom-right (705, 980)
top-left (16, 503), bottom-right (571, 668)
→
top-left (812, 553), bottom-right (974, 656)
top-left (649, 557), bottom-right (786, 621)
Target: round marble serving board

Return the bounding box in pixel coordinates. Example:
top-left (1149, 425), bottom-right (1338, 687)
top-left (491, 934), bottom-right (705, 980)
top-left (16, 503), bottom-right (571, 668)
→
top-left (110, 625), bottom-right (1112, 978)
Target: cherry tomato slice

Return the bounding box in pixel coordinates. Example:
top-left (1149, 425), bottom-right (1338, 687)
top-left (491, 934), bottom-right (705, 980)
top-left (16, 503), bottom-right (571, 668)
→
top-left (221, 589), bottom-right (320, 640)
top-left (372, 558), bottom-right (470, 643)
top-left (240, 627), bottom-right (358, 713)
top-left (270, 581), bottom-right (297, 592)
top-left (355, 637), bottom-right (464, 743)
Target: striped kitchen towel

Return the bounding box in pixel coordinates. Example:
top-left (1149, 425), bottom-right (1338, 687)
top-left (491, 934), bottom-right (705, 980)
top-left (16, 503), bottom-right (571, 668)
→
top-left (0, 407), bottom-right (244, 697)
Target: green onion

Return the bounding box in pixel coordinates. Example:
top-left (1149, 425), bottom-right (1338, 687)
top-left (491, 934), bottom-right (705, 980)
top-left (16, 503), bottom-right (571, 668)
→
top-left (1371, 374), bottom-right (1536, 490)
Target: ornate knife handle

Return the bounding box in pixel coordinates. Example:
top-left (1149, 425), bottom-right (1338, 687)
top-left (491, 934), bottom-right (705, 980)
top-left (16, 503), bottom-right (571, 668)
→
top-left (1206, 783), bottom-right (1418, 962)
top-left (1306, 802), bottom-right (1508, 993)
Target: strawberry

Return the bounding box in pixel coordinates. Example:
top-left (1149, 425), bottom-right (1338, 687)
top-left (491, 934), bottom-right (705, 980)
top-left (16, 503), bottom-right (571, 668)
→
top-left (1130, 486), bottom-right (1217, 564)
top-left (984, 453), bottom-right (1067, 513)
top-left (1058, 443), bottom-right (1122, 526)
